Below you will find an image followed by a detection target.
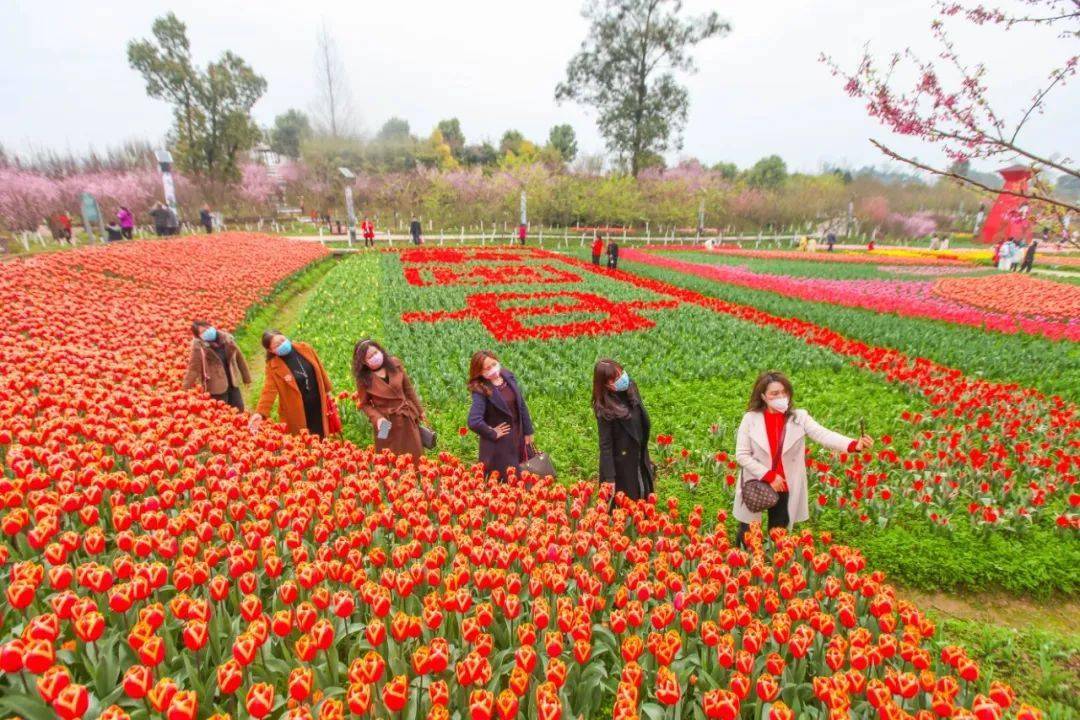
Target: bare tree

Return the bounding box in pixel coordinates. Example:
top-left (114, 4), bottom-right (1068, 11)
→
top-left (311, 22), bottom-right (355, 137)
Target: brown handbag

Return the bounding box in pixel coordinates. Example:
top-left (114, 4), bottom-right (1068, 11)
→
top-left (740, 470), bottom-right (779, 514)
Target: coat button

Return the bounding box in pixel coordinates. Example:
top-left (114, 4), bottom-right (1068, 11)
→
top-left (620, 450), bottom-right (627, 455)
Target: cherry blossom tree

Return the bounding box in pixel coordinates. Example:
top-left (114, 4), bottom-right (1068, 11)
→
top-left (824, 0), bottom-right (1078, 219)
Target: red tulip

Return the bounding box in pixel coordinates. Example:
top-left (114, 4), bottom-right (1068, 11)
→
top-left (52, 683), bottom-right (90, 720)
top-left (382, 674), bottom-right (408, 712)
top-left (246, 682), bottom-right (275, 718)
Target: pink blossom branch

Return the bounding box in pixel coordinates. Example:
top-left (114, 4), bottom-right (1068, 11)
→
top-left (869, 139), bottom-right (1080, 214)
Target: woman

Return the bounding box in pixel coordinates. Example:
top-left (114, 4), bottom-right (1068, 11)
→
top-left (733, 371), bottom-right (873, 547)
top-left (117, 206), bottom-right (134, 240)
top-left (593, 359), bottom-right (654, 503)
top-left (249, 330), bottom-right (333, 437)
top-left (466, 350), bottom-right (535, 480)
top-left (182, 320), bottom-right (251, 411)
top-left (352, 339), bottom-right (426, 461)
top-left (591, 235), bottom-right (604, 266)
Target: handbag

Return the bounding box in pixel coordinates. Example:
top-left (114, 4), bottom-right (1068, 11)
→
top-left (519, 443), bottom-right (556, 480)
top-left (740, 470), bottom-right (779, 514)
top-left (419, 424), bottom-right (436, 449)
top-left (326, 395), bottom-right (342, 435)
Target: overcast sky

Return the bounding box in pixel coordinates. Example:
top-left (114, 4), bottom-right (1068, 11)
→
top-left (2, 0), bottom-right (1075, 173)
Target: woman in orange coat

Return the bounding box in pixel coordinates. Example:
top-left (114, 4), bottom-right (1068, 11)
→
top-left (249, 329), bottom-right (333, 437)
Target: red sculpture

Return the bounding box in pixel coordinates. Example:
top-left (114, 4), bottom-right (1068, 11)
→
top-left (979, 165), bottom-right (1033, 244)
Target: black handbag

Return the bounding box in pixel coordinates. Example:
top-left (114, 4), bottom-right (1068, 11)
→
top-left (740, 471), bottom-right (779, 514)
top-left (419, 425), bottom-right (436, 449)
top-left (519, 443), bottom-right (556, 480)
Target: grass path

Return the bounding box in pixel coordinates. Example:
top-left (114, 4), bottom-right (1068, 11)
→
top-left (233, 256), bottom-right (339, 410)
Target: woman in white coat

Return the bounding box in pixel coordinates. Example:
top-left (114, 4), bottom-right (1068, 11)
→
top-left (733, 371), bottom-right (874, 547)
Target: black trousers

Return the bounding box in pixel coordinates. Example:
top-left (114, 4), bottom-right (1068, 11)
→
top-left (364, 236), bottom-right (374, 247)
top-left (1020, 257), bottom-right (1034, 272)
top-left (607, 256), bottom-right (618, 269)
top-left (591, 254), bottom-right (601, 265)
top-left (735, 491), bottom-right (789, 547)
top-left (212, 387), bottom-right (244, 412)
top-left (412, 236), bottom-right (421, 245)
top-left (121, 227), bottom-right (133, 239)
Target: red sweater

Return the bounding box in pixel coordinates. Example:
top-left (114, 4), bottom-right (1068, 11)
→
top-left (761, 409), bottom-right (858, 484)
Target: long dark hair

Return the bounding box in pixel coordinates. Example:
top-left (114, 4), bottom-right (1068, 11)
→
top-left (467, 350), bottom-right (499, 396)
top-left (747, 370), bottom-right (795, 417)
top-left (592, 359), bottom-right (640, 421)
top-left (352, 339), bottom-right (395, 389)
top-left (191, 320), bottom-right (212, 338)
top-left (261, 329), bottom-right (283, 362)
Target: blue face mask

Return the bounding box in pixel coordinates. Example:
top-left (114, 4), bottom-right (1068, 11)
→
top-left (274, 338), bottom-right (293, 357)
top-left (200, 327), bottom-right (218, 343)
top-left (613, 370), bottom-right (630, 392)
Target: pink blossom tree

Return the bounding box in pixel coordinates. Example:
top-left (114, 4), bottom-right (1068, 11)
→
top-left (823, 0), bottom-right (1078, 217)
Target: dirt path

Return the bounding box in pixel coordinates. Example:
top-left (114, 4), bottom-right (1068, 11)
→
top-left (898, 587), bottom-right (1080, 637)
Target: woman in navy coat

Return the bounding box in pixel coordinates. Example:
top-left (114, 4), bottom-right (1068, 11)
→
top-left (467, 350), bottom-right (535, 480)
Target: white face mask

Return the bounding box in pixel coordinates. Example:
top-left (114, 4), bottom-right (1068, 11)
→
top-left (483, 362), bottom-right (501, 380)
top-left (765, 395), bottom-right (789, 413)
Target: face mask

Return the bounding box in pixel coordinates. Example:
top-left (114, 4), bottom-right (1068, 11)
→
top-left (274, 339), bottom-right (293, 357)
top-left (366, 351), bottom-right (384, 370)
top-left (613, 371), bottom-right (630, 392)
top-left (482, 362), bottom-right (501, 380)
top-left (200, 327), bottom-right (218, 343)
top-left (765, 395), bottom-right (789, 413)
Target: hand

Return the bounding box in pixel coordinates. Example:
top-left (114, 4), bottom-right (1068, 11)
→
top-left (769, 477), bottom-right (788, 493)
top-left (524, 434), bottom-right (534, 446)
top-left (856, 435), bottom-right (874, 451)
top-left (493, 423), bottom-right (511, 439)
top-left (248, 413), bottom-right (263, 435)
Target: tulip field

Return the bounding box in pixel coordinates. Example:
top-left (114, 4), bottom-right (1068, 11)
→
top-left (0, 234), bottom-right (1077, 720)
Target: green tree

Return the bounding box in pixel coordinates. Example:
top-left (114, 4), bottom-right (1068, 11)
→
top-left (462, 143), bottom-right (498, 166)
top-left (127, 12), bottom-right (267, 182)
top-left (376, 118), bottom-right (412, 143)
top-left (500, 130), bottom-right (526, 156)
top-left (555, 0), bottom-right (728, 177)
top-left (547, 124), bottom-right (578, 162)
top-left (436, 119), bottom-right (466, 158)
top-left (745, 155), bottom-right (788, 189)
top-left (269, 109), bottom-right (311, 159)
top-left (712, 161), bottom-right (738, 179)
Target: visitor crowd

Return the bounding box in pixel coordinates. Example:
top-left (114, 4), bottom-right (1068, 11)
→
top-left (183, 321), bottom-right (874, 546)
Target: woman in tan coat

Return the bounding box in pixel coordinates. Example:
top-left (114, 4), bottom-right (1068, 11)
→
top-left (352, 339), bottom-right (426, 461)
top-left (249, 329), bottom-right (333, 438)
top-left (182, 321), bottom-right (251, 410)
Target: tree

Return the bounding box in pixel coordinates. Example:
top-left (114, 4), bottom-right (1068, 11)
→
top-left (128, 13), bottom-right (266, 183)
top-left (312, 23), bottom-right (355, 137)
top-left (744, 155), bottom-right (787, 189)
top-left (823, 0), bottom-right (1078, 214)
top-left (712, 161), bottom-right (738, 180)
top-left (270, 109), bottom-right (311, 159)
top-left (555, 0), bottom-right (729, 177)
top-left (461, 143), bottom-right (498, 167)
top-left (377, 118), bottom-right (413, 143)
top-left (547, 124), bottom-right (579, 162)
top-left (436, 119), bottom-right (466, 158)
top-left (500, 130), bottom-right (526, 156)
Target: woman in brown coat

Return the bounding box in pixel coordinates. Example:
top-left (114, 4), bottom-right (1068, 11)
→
top-left (249, 329), bottom-right (333, 437)
top-left (182, 320), bottom-right (251, 410)
top-left (352, 339), bottom-right (426, 461)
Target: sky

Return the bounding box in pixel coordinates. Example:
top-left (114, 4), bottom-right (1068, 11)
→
top-left (2, 0), bottom-right (1076, 174)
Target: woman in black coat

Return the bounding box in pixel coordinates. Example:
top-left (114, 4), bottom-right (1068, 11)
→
top-left (593, 359), bottom-right (655, 503)
top-left (466, 350), bottom-right (535, 480)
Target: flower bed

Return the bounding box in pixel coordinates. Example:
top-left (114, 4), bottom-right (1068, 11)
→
top-left (932, 273), bottom-right (1080, 321)
top-left (0, 237), bottom-right (1071, 718)
top-left (624, 248), bottom-right (1080, 341)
